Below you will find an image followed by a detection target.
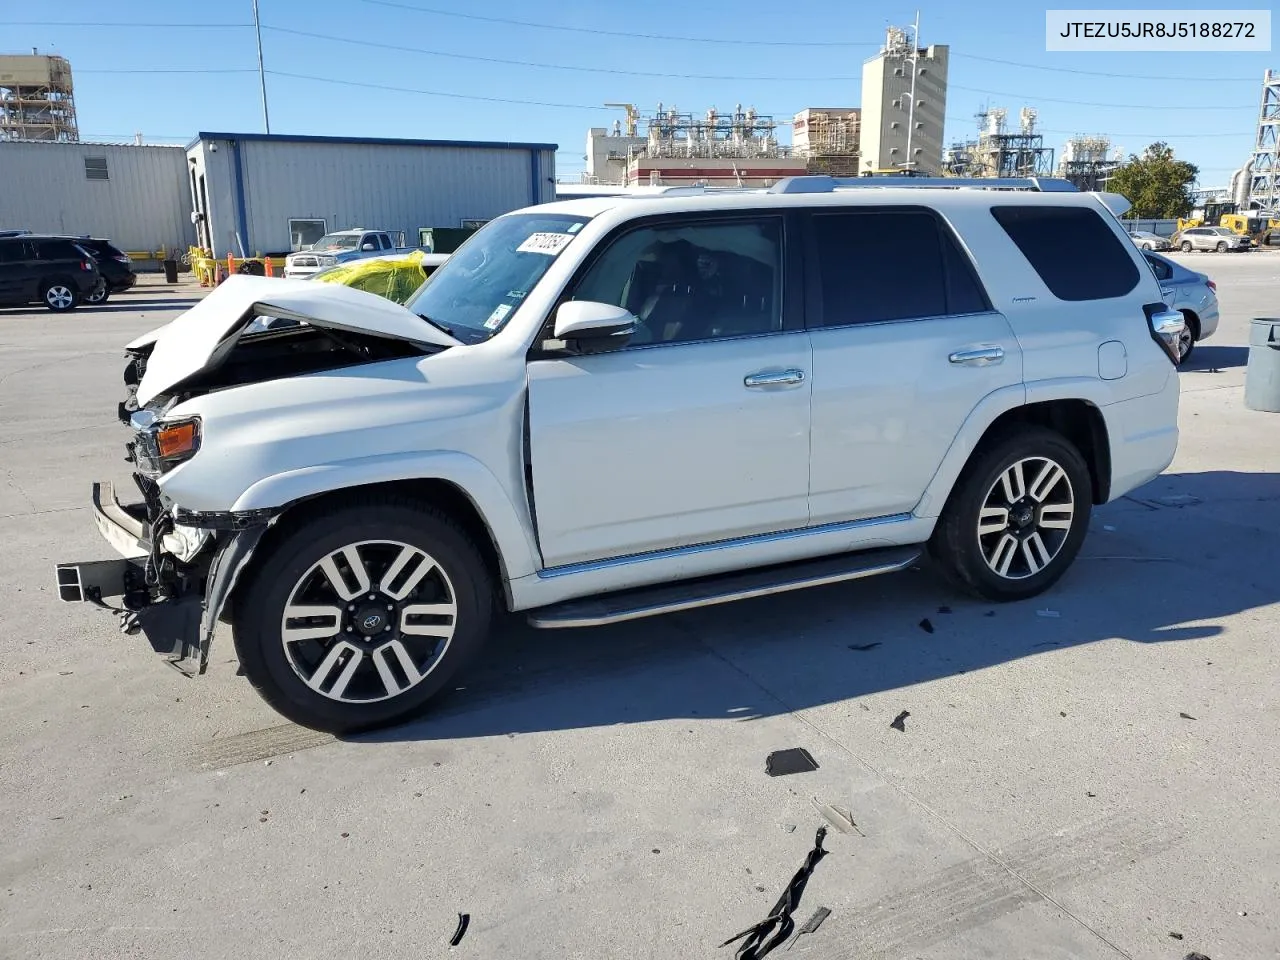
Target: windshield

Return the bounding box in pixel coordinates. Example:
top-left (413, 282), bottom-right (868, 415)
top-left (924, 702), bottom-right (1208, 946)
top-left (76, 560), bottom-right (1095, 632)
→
top-left (403, 213), bottom-right (589, 343)
top-left (311, 234), bottom-right (362, 251)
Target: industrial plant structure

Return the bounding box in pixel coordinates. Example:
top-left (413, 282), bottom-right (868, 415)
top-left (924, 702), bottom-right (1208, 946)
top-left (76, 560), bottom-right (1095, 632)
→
top-left (1057, 135), bottom-right (1122, 191)
top-left (944, 108), bottom-right (1054, 179)
top-left (1247, 69), bottom-right (1279, 211)
top-left (860, 26), bottom-right (949, 175)
top-left (0, 52), bottom-right (78, 142)
top-left (583, 103), bottom-right (806, 187)
top-left (791, 108), bottom-right (861, 177)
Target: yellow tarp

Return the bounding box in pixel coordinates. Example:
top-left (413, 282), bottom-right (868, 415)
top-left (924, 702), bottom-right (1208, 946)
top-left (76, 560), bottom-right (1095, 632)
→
top-left (312, 250), bottom-right (433, 304)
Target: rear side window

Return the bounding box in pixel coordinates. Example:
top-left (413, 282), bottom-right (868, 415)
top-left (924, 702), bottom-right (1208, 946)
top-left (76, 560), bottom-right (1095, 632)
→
top-left (809, 208), bottom-right (991, 327)
top-left (33, 239), bottom-right (83, 260)
top-left (992, 205), bottom-right (1139, 301)
top-left (1144, 253), bottom-right (1172, 281)
top-left (0, 240), bottom-right (29, 263)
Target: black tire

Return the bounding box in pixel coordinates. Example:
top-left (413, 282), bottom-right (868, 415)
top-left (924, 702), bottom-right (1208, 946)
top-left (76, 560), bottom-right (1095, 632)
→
top-left (233, 498), bottom-right (494, 733)
top-left (1177, 311), bottom-right (1198, 363)
top-left (1180, 241), bottom-right (1192, 253)
top-left (40, 279), bottom-right (79, 312)
top-left (928, 426), bottom-right (1092, 602)
top-left (85, 279), bottom-right (110, 305)
top-left (1216, 241), bottom-right (1227, 252)
top-left (1140, 242), bottom-right (1151, 250)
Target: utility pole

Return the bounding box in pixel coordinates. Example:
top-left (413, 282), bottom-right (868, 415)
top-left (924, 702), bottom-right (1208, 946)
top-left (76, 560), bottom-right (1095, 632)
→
top-left (904, 11), bottom-right (920, 173)
top-left (253, 0), bottom-right (271, 133)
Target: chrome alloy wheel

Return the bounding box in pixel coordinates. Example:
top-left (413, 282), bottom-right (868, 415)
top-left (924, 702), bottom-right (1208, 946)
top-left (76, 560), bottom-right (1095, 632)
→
top-left (45, 284), bottom-right (75, 309)
top-left (976, 457), bottom-right (1075, 580)
top-left (1177, 325), bottom-right (1195, 361)
top-left (280, 540), bottom-right (458, 704)
top-left (86, 279), bottom-right (108, 304)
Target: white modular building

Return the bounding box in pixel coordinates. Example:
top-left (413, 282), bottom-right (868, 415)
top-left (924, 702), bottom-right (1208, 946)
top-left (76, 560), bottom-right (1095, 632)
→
top-left (185, 132), bottom-right (558, 257)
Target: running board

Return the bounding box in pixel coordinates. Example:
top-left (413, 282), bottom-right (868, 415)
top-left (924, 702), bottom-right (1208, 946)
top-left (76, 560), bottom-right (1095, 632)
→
top-left (526, 546), bottom-right (921, 629)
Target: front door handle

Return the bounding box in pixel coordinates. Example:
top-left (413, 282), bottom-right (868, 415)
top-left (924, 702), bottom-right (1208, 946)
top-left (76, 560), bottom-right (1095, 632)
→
top-left (744, 368), bottom-right (806, 388)
top-left (948, 346), bottom-right (1005, 367)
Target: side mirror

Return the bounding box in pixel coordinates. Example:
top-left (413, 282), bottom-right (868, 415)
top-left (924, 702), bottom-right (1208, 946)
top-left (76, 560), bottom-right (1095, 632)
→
top-left (361, 242), bottom-right (376, 251)
top-left (550, 301), bottom-right (636, 354)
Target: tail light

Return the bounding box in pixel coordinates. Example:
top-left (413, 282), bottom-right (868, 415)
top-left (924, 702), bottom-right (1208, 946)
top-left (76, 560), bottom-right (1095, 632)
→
top-left (1144, 303), bottom-right (1184, 366)
top-left (1207, 280), bottom-right (1217, 293)
top-left (80, 260), bottom-right (93, 271)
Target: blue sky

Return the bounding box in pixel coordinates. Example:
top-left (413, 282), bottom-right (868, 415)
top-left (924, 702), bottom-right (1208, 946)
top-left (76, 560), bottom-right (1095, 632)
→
top-left (6, 0), bottom-right (1273, 187)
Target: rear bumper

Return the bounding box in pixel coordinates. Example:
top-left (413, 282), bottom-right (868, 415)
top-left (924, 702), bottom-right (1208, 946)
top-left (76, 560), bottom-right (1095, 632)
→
top-left (55, 481), bottom-right (269, 677)
top-left (109, 272), bottom-right (137, 292)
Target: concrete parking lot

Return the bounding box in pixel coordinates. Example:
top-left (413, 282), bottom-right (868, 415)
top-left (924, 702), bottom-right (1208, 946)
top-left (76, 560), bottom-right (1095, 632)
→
top-left (2, 256), bottom-right (1279, 960)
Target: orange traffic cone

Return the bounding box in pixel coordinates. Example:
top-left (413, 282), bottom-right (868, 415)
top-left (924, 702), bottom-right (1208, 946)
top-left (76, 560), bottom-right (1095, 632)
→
top-left (227, 251), bottom-right (235, 277)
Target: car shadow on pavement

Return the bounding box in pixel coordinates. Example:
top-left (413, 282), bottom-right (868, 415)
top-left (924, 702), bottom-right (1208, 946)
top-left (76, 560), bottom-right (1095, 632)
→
top-left (1181, 346), bottom-right (1249, 372)
top-left (354, 469), bottom-right (1280, 744)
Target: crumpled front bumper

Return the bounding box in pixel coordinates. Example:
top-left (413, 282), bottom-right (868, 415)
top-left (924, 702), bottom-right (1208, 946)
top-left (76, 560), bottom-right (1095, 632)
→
top-left (55, 481), bottom-right (269, 677)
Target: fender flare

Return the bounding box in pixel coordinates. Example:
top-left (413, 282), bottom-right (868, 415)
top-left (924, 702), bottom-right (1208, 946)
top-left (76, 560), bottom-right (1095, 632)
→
top-left (913, 379), bottom-right (1115, 519)
top-left (230, 450), bottom-right (540, 581)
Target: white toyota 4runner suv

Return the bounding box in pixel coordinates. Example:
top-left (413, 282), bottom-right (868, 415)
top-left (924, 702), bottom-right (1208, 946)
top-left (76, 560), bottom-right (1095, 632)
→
top-left (56, 176), bottom-right (1184, 732)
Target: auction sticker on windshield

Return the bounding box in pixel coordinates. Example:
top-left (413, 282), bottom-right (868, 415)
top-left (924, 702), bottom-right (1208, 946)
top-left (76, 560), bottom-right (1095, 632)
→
top-left (517, 232), bottom-right (575, 255)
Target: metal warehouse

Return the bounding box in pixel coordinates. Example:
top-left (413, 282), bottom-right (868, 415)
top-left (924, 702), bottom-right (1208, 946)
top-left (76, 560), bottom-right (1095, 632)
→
top-left (186, 132), bottom-right (558, 258)
top-left (0, 140), bottom-right (194, 256)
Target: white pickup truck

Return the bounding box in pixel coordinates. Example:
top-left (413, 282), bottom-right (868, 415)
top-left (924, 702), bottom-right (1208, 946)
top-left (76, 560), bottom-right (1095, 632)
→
top-left (283, 229), bottom-right (420, 280)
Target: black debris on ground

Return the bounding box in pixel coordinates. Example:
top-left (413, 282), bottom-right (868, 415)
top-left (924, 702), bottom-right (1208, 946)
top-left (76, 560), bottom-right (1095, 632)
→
top-left (1059, 711), bottom-right (1068, 717)
top-left (848, 642), bottom-right (881, 652)
top-left (449, 912), bottom-right (470, 946)
top-left (1085, 791), bottom-right (1096, 798)
top-left (766, 748), bottom-right (819, 777)
top-left (1180, 712), bottom-right (1198, 721)
top-left (1184, 953), bottom-right (1212, 960)
top-left (918, 618), bottom-right (935, 634)
top-left (890, 711), bottom-right (910, 732)
top-left (720, 827), bottom-right (828, 960)
top-left (1169, 932), bottom-right (1184, 940)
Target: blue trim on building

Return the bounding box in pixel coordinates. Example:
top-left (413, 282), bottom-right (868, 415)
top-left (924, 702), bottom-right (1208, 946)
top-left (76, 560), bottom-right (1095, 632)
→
top-left (189, 131), bottom-right (557, 152)
top-left (529, 149), bottom-right (541, 205)
top-left (230, 139), bottom-right (250, 256)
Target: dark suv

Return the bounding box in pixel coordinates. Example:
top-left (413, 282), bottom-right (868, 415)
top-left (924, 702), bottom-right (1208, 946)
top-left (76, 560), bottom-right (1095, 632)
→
top-left (0, 235), bottom-right (101, 311)
top-left (52, 236), bottom-right (136, 304)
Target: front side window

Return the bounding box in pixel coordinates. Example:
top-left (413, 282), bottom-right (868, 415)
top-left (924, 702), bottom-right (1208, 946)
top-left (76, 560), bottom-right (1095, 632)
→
top-left (572, 218), bottom-right (783, 345)
top-left (403, 212), bottom-right (589, 344)
top-left (809, 208), bottom-right (989, 327)
top-left (991, 205), bottom-right (1139, 301)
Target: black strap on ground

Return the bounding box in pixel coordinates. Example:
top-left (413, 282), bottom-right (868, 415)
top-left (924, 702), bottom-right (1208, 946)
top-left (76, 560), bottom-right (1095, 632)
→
top-left (449, 912), bottom-right (470, 946)
top-left (719, 826), bottom-right (828, 960)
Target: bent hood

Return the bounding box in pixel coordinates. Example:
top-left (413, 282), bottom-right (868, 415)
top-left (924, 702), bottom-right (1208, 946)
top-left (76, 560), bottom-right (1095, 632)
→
top-left (134, 274), bottom-right (460, 405)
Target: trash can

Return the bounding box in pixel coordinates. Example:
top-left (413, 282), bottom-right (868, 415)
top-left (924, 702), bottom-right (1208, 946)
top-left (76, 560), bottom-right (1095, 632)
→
top-left (162, 258), bottom-right (179, 284)
top-left (1245, 317), bottom-right (1280, 413)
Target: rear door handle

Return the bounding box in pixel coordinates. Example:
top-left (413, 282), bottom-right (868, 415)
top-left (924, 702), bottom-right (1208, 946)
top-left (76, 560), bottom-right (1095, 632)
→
top-left (948, 346), bottom-right (1005, 367)
top-left (744, 368), bottom-right (806, 388)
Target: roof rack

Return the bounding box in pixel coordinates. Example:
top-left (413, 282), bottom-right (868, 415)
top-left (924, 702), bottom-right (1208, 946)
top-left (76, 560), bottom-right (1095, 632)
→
top-left (767, 176), bottom-right (1079, 194)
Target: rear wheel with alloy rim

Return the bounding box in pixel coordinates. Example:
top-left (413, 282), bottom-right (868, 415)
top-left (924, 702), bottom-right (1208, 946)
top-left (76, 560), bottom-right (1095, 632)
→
top-left (86, 279), bottom-right (110, 304)
top-left (929, 427), bottom-right (1092, 601)
top-left (233, 500), bottom-right (494, 732)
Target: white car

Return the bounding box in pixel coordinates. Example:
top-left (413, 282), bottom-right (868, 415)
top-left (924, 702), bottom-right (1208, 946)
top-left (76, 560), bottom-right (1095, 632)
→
top-left (1129, 230), bottom-right (1170, 251)
top-left (57, 177), bottom-right (1183, 732)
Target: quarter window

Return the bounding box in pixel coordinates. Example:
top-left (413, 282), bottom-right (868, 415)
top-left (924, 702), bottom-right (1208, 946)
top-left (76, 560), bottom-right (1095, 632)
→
top-left (992, 205), bottom-right (1139, 301)
top-left (809, 209), bottom-right (990, 327)
top-left (573, 218), bottom-right (784, 345)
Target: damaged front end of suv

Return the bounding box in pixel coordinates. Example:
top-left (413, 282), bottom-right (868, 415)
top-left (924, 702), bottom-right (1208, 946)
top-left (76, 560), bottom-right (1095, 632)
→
top-left (55, 275), bottom-right (459, 676)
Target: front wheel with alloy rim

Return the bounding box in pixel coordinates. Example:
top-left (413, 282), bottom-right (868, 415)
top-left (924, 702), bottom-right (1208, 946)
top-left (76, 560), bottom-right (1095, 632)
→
top-left (929, 427), bottom-right (1092, 601)
top-left (233, 501), bottom-right (494, 732)
top-left (42, 281), bottom-right (79, 312)
top-left (1181, 241), bottom-right (1193, 252)
top-left (1177, 313), bottom-right (1197, 363)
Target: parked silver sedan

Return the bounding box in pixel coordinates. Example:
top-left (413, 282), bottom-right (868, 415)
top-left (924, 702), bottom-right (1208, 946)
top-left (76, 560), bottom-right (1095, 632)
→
top-left (1129, 230), bottom-right (1170, 251)
top-left (1176, 226), bottom-right (1252, 253)
top-left (1144, 251), bottom-right (1219, 362)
